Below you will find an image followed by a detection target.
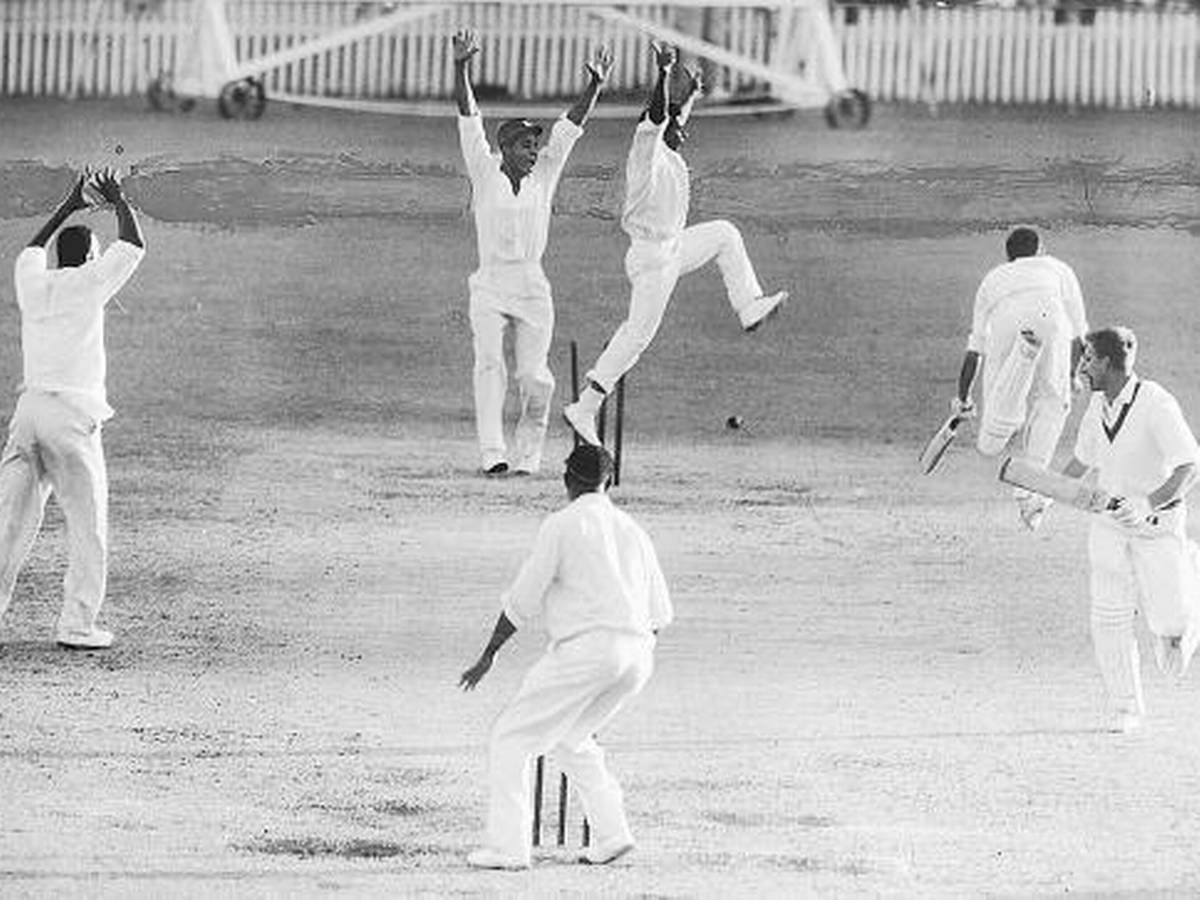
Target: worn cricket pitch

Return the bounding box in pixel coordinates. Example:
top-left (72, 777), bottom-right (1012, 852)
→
top-left (1, 97), bottom-right (1200, 897)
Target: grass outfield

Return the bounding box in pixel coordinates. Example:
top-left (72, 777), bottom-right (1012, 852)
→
top-left (1, 97), bottom-right (1200, 896)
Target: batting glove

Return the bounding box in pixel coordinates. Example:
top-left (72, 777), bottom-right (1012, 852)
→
top-left (1109, 495), bottom-right (1152, 530)
top-left (949, 397), bottom-right (976, 419)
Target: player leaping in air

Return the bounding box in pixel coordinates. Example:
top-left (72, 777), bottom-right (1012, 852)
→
top-left (563, 42), bottom-right (788, 447)
top-left (452, 29), bottom-right (613, 477)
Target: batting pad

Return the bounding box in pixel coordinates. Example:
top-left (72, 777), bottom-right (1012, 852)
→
top-left (978, 336), bottom-right (1042, 456)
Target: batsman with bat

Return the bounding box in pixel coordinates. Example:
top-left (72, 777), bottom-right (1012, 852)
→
top-left (947, 228), bottom-right (1088, 529)
top-left (1054, 327), bottom-right (1200, 733)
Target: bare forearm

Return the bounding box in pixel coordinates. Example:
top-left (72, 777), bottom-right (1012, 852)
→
top-left (1149, 463), bottom-right (1197, 509)
top-left (647, 63), bottom-right (671, 124)
top-left (480, 613), bottom-right (516, 658)
top-left (114, 198), bottom-right (144, 249)
top-left (957, 351), bottom-right (980, 403)
top-left (454, 60), bottom-right (478, 117)
top-left (565, 73), bottom-right (603, 127)
top-left (29, 201), bottom-right (76, 249)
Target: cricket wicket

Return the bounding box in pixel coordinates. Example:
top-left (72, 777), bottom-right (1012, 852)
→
top-left (568, 339), bottom-right (626, 486)
top-left (531, 754), bottom-right (590, 848)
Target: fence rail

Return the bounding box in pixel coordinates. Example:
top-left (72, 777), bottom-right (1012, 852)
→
top-left (2, 0), bottom-right (1199, 108)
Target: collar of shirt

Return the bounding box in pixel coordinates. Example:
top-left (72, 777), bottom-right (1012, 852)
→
top-left (1103, 372), bottom-right (1139, 420)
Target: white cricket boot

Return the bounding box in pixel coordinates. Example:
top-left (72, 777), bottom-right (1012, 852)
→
top-left (739, 290), bottom-right (789, 332)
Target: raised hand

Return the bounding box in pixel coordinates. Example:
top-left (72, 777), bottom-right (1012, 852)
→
top-left (651, 40), bottom-right (676, 71)
top-left (452, 28), bottom-right (480, 64)
top-left (65, 171), bottom-right (91, 212)
top-left (586, 45), bottom-right (614, 83)
top-left (684, 65), bottom-right (704, 98)
top-left (88, 167), bottom-right (125, 205)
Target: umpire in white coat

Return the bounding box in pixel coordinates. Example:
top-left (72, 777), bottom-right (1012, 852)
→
top-left (1061, 326), bottom-right (1200, 733)
top-left (0, 170), bottom-right (145, 649)
top-left (460, 443), bottom-right (672, 870)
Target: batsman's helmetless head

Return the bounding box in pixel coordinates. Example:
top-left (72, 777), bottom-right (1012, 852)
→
top-left (1005, 227), bottom-right (1040, 261)
top-left (496, 118), bottom-right (543, 178)
top-left (564, 444), bottom-right (615, 496)
top-left (1080, 326), bottom-right (1137, 390)
top-left (56, 225), bottom-right (98, 268)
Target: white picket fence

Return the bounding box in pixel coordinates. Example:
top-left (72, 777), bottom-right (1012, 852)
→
top-left (2, 0), bottom-right (1199, 108)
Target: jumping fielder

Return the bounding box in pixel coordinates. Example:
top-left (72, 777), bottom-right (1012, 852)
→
top-left (0, 170), bottom-right (145, 649)
top-left (459, 444), bottom-right (672, 870)
top-left (952, 227), bottom-right (1087, 530)
top-left (1060, 327), bottom-right (1200, 733)
top-left (452, 29), bottom-right (613, 476)
top-left (563, 43), bottom-right (788, 446)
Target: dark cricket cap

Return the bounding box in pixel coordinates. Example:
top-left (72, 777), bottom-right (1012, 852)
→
top-left (565, 444), bottom-right (615, 487)
top-left (496, 118), bottom-right (543, 147)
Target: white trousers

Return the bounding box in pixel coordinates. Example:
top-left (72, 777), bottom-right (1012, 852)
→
top-left (1087, 508), bottom-right (1200, 714)
top-left (482, 630), bottom-right (655, 863)
top-left (588, 221), bottom-right (763, 392)
top-left (468, 265), bottom-right (556, 472)
top-left (0, 391), bottom-right (108, 637)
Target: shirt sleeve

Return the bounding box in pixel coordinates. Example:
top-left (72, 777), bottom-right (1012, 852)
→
top-left (1057, 259), bottom-right (1088, 339)
top-left (534, 116), bottom-right (584, 191)
top-left (966, 275), bottom-right (991, 353)
top-left (1151, 391), bottom-right (1200, 472)
top-left (623, 119), bottom-right (666, 215)
top-left (87, 240), bottom-right (145, 302)
top-left (457, 114), bottom-right (494, 182)
top-left (13, 247), bottom-right (48, 308)
top-left (500, 515), bottom-right (561, 628)
top-left (641, 532), bottom-right (673, 631)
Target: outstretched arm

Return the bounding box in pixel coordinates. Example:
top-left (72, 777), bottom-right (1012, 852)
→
top-left (644, 42), bottom-right (675, 125)
top-left (676, 65), bottom-right (703, 125)
top-left (564, 45), bottom-right (613, 127)
top-left (90, 168), bottom-right (144, 249)
top-left (29, 173), bottom-right (89, 248)
top-left (459, 612), bottom-right (517, 690)
top-left (452, 29), bottom-right (480, 117)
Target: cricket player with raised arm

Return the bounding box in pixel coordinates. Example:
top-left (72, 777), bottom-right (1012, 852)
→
top-left (562, 42), bottom-right (788, 447)
top-left (952, 227), bottom-right (1088, 530)
top-left (0, 169), bottom-right (145, 649)
top-left (459, 443), bottom-right (672, 870)
top-left (1059, 327), bottom-right (1200, 733)
top-left (452, 29), bottom-right (613, 477)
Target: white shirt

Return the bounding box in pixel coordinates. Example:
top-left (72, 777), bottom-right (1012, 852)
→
top-left (13, 241), bottom-right (145, 420)
top-left (1074, 375), bottom-right (1200, 499)
top-left (621, 118), bottom-right (689, 243)
top-left (458, 114), bottom-right (582, 271)
top-left (501, 492), bottom-right (673, 643)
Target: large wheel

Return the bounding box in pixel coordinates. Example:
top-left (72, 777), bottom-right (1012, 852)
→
top-left (217, 78), bottom-right (267, 120)
top-left (824, 88), bottom-right (871, 130)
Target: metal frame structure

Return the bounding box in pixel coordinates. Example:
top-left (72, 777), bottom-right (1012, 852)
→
top-left (148, 0), bottom-right (869, 125)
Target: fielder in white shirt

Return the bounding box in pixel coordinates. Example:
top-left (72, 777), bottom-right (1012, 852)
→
top-left (460, 444), bottom-right (672, 870)
top-left (1059, 327), bottom-right (1200, 733)
top-left (452, 29), bottom-right (613, 477)
top-left (563, 42), bottom-right (788, 446)
top-left (0, 170), bottom-right (145, 649)
top-left (953, 227), bottom-right (1088, 529)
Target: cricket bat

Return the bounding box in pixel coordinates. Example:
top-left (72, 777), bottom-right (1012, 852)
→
top-left (997, 457), bottom-right (1116, 512)
top-left (918, 413), bottom-right (965, 475)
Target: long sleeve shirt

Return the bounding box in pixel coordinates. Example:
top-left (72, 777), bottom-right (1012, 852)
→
top-left (14, 241), bottom-right (145, 420)
top-left (621, 118), bottom-right (689, 243)
top-left (501, 493), bottom-right (673, 643)
top-left (458, 114), bottom-right (582, 270)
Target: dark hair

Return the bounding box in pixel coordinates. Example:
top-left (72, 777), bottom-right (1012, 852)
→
top-left (56, 225), bottom-right (93, 267)
top-left (1005, 227), bottom-right (1040, 261)
top-left (1086, 326), bottom-right (1137, 371)
top-left (564, 444), bottom-right (615, 490)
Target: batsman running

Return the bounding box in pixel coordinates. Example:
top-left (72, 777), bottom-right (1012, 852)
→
top-left (951, 227), bottom-right (1088, 530)
top-left (563, 42), bottom-right (788, 446)
top-left (452, 29), bottom-right (612, 477)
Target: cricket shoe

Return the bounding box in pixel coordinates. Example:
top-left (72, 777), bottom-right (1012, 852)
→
top-left (482, 461), bottom-right (509, 478)
top-left (56, 627), bottom-right (113, 650)
top-left (1153, 634), bottom-right (1183, 677)
top-left (1105, 711), bottom-right (1142, 735)
top-left (563, 402), bottom-right (601, 446)
top-left (578, 838), bottom-right (635, 866)
top-left (466, 848), bottom-right (530, 870)
top-left (739, 290), bottom-right (789, 333)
